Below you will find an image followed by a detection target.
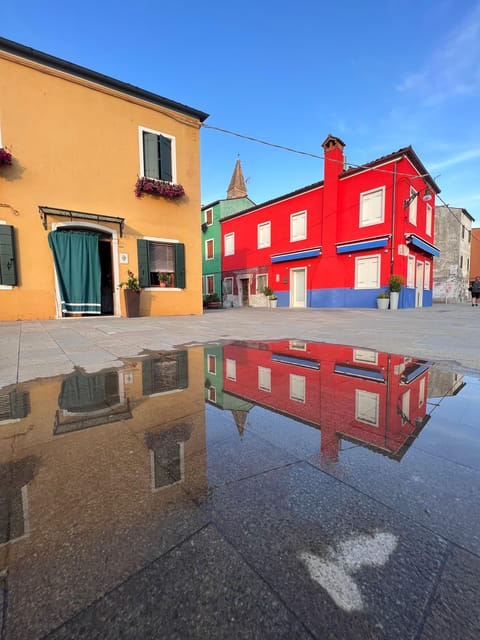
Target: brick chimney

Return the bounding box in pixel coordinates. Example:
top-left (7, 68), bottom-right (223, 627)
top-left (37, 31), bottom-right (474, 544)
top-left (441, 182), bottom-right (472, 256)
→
top-left (321, 134), bottom-right (345, 255)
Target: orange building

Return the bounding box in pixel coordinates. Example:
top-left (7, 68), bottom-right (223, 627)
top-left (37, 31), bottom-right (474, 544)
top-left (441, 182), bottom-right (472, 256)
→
top-left (470, 228), bottom-right (480, 280)
top-left (0, 38), bottom-right (208, 320)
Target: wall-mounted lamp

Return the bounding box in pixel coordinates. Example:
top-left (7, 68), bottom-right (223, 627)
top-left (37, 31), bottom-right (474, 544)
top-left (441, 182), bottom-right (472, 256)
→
top-left (201, 222), bottom-right (208, 233)
top-left (403, 186), bottom-right (432, 209)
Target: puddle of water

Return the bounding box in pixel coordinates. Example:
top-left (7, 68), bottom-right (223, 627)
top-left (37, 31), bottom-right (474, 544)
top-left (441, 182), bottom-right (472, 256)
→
top-left (1, 339), bottom-right (479, 639)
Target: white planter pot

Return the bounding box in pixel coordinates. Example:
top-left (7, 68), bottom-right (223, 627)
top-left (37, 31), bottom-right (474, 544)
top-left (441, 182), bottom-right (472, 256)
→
top-left (389, 291), bottom-right (400, 310)
top-left (270, 299), bottom-right (278, 308)
top-left (376, 297), bottom-right (389, 310)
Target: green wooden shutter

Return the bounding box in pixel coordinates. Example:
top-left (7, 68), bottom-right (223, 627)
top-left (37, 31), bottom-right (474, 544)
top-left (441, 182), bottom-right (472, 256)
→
top-left (174, 243), bottom-right (185, 289)
top-left (176, 351), bottom-right (188, 389)
top-left (143, 132), bottom-right (160, 179)
top-left (159, 135), bottom-right (172, 182)
top-left (142, 359), bottom-right (155, 396)
top-left (0, 225), bottom-right (18, 286)
top-left (137, 239), bottom-right (150, 288)
top-left (9, 390), bottom-right (29, 419)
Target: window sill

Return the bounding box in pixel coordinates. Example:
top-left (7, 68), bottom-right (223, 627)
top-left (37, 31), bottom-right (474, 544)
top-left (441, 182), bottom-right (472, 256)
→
top-left (0, 285), bottom-right (13, 290)
top-left (144, 287), bottom-right (181, 292)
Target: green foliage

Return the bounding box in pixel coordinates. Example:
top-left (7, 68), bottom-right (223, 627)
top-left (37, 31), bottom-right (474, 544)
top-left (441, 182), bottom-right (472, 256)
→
top-left (119, 270), bottom-right (141, 292)
top-left (389, 274), bottom-right (404, 292)
top-left (377, 292), bottom-right (390, 299)
top-left (263, 286), bottom-right (273, 297)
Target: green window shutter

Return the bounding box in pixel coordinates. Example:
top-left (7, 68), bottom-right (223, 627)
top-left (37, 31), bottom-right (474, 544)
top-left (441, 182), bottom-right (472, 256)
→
top-left (143, 132), bottom-right (160, 179)
top-left (159, 135), bottom-right (172, 182)
top-left (9, 390), bottom-right (29, 419)
top-left (142, 359), bottom-right (155, 396)
top-left (137, 239), bottom-right (150, 288)
top-left (0, 225), bottom-right (18, 286)
top-left (176, 351), bottom-right (188, 389)
top-left (174, 243), bottom-right (185, 289)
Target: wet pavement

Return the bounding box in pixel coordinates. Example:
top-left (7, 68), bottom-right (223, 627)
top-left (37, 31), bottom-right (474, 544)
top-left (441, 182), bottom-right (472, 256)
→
top-left (1, 316), bottom-right (479, 639)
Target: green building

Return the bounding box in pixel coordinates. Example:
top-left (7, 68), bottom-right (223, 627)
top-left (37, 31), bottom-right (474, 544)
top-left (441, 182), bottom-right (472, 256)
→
top-left (201, 159), bottom-right (254, 305)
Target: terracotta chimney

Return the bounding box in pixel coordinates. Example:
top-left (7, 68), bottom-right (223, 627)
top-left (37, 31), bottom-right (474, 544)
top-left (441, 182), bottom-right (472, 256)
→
top-left (321, 134), bottom-right (345, 255)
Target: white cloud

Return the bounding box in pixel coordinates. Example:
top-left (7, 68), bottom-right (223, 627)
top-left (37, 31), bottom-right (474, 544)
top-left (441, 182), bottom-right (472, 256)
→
top-left (429, 147), bottom-right (480, 170)
top-left (397, 3), bottom-right (480, 105)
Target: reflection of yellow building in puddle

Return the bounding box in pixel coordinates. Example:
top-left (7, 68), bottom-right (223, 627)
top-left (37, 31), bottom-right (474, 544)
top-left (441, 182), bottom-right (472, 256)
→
top-left (0, 348), bottom-right (207, 640)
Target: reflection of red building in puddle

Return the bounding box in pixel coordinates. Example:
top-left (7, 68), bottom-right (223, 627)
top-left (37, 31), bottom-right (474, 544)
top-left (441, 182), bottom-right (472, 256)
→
top-left (222, 340), bottom-right (431, 462)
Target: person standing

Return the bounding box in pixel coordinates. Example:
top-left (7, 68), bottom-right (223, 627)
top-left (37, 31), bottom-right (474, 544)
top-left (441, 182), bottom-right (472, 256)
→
top-left (469, 275), bottom-right (480, 306)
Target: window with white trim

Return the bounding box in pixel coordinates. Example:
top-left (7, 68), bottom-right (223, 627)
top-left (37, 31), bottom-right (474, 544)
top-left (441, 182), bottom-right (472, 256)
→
top-left (355, 389), bottom-right (379, 426)
top-left (226, 358), bottom-right (236, 381)
top-left (206, 238), bottom-right (214, 260)
top-left (224, 233), bottom-right (235, 256)
top-left (139, 127), bottom-right (176, 182)
top-left (290, 374), bottom-right (306, 402)
top-left (205, 275), bottom-right (215, 295)
top-left (258, 222), bottom-right (271, 248)
top-left (207, 354), bottom-right (216, 374)
top-left (289, 340), bottom-right (306, 351)
top-left (258, 366), bottom-right (271, 391)
top-left (291, 211), bottom-right (307, 242)
top-left (256, 274), bottom-right (267, 293)
top-left (205, 208), bottom-right (213, 226)
top-left (355, 255), bottom-right (380, 289)
top-left (138, 239), bottom-right (184, 288)
top-left (407, 255), bottom-right (415, 287)
top-left (426, 204), bottom-right (432, 236)
top-left (419, 377), bottom-right (425, 408)
top-left (424, 261), bottom-right (431, 290)
top-left (402, 390), bottom-right (411, 425)
top-left (223, 277), bottom-right (233, 295)
top-left (360, 187), bottom-right (385, 227)
top-left (353, 349), bottom-right (378, 364)
top-left (408, 187), bottom-right (417, 225)
top-left (208, 386), bottom-right (217, 403)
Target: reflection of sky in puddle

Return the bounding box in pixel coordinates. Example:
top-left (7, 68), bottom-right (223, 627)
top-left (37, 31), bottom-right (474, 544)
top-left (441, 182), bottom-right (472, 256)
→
top-left (1, 340), bottom-right (479, 639)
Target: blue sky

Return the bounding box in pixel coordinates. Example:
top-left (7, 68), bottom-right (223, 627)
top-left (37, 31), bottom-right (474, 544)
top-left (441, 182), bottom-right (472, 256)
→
top-left (3, 1), bottom-right (480, 224)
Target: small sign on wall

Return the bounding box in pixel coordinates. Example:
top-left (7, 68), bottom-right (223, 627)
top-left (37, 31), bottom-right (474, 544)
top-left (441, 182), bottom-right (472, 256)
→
top-left (120, 253), bottom-right (129, 264)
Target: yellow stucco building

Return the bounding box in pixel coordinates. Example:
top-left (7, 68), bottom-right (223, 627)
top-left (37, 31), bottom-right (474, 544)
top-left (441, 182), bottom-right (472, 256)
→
top-left (0, 38), bottom-right (208, 320)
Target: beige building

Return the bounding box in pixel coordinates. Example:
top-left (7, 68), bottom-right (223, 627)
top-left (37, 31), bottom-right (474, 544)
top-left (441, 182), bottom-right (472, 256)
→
top-left (432, 206), bottom-right (474, 303)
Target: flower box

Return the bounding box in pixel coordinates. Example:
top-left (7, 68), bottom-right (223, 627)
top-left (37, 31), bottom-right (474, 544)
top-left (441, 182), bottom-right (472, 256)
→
top-left (135, 177), bottom-right (185, 199)
top-left (0, 148), bottom-right (12, 167)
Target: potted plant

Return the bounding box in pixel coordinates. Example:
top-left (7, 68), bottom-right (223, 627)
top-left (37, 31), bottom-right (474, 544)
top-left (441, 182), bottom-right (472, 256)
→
top-left (119, 270), bottom-right (141, 317)
top-left (388, 274), bottom-right (403, 310)
top-left (205, 293), bottom-right (222, 309)
top-left (269, 294), bottom-right (278, 308)
top-left (263, 286), bottom-right (274, 308)
top-left (376, 292), bottom-right (390, 310)
top-left (157, 272), bottom-right (170, 287)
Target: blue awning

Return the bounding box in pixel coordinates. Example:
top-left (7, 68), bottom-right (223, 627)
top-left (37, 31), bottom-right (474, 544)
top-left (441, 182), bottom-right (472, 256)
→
top-left (272, 353), bottom-right (320, 369)
top-left (334, 364), bottom-right (385, 382)
top-left (336, 237), bottom-right (389, 254)
top-left (271, 248), bottom-right (321, 263)
top-left (401, 363), bottom-right (431, 384)
top-left (407, 235), bottom-right (440, 257)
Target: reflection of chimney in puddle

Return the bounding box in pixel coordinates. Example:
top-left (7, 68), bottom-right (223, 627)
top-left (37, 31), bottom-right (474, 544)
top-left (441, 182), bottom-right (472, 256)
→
top-left (231, 410), bottom-right (248, 438)
top-left (320, 431), bottom-right (340, 463)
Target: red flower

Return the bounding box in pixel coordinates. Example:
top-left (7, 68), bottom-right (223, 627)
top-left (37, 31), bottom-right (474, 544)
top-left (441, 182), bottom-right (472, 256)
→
top-left (135, 177), bottom-right (185, 199)
top-left (0, 148), bottom-right (12, 166)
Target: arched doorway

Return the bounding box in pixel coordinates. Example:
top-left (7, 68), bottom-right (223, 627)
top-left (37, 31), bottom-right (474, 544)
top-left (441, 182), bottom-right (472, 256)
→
top-left (49, 223), bottom-right (119, 317)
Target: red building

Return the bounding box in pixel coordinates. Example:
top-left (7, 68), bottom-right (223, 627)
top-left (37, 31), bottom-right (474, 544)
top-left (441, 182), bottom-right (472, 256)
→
top-left (221, 135), bottom-right (440, 309)
top-left (221, 340), bottom-right (431, 462)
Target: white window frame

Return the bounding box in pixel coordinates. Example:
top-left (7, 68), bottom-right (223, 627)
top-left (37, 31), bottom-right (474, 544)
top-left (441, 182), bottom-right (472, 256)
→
top-left (408, 187), bottom-right (417, 225)
top-left (402, 389), bottom-right (411, 425)
top-left (223, 277), bottom-right (233, 295)
top-left (355, 389), bottom-right (379, 427)
top-left (424, 261), bottom-right (431, 290)
top-left (205, 238), bottom-right (214, 261)
top-left (226, 358), bottom-right (236, 381)
top-left (257, 221), bottom-right (271, 249)
top-left (208, 386), bottom-right (217, 403)
top-left (353, 349), bottom-right (378, 365)
top-left (289, 340), bottom-right (307, 351)
top-left (224, 232), bottom-right (235, 256)
top-left (359, 186), bottom-right (385, 228)
top-left (290, 211), bottom-right (307, 242)
top-left (258, 366), bottom-right (271, 392)
top-left (355, 254), bottom-right (380, 289)
top-left (407, 255), bottom-right (415, 287)
top-left (205, 208), bottom-right (213, 226)
top-left (425, 204), bottom-right (432, 236)
top-left (138, 126), bottom-right (177, 183)
top-left (419, 377), bottom-right (425, 408)
top-left (207, 354), bottom-right (216, 375)
top-left (289, 374), bottom-right (306, 403)
top-left (206, 275), bottom-right (215, 295)
top-left (256, 274), bottom-right (267, 293)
